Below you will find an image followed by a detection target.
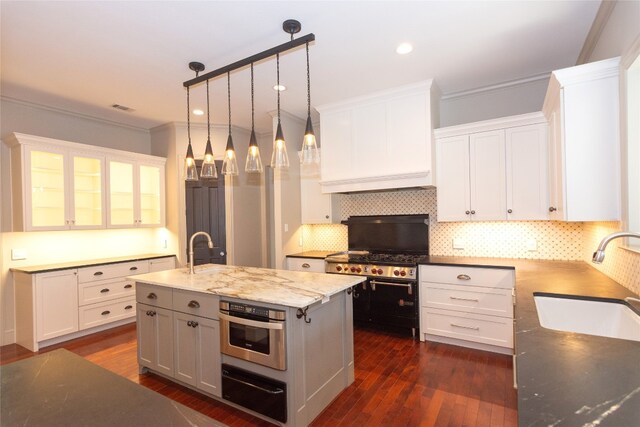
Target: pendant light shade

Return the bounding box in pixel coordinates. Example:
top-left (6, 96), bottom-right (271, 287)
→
top-left (245, 63), bottom-right (264, 173)
top-left (301, 41), bottom-right (319, 164)
top-left (271, 53), bottom-right (289, 169)
top-left (184, 86), bottom-right (199, 181)
top-left (221, 72), bottom-right (239, 176)
top-left (201, 79), bottom-right (218, 179)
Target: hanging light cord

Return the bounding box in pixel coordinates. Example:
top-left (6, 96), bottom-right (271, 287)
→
top-left (206, 79), bottom-right (211, 140)
top-left (306, 41), bottom-right (311, 117)
top-left (186, 86), bottom-right (191, 142)
top-left (227, 72), bottom-right (232, 135)
top-left (277, 53), bottom-right (281, 124)
top-left (251, 63), bottom-right (255, 130)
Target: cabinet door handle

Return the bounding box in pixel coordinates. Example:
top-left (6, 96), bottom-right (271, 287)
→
top-left (124, 284), bottom-right (133, 289)
top-left (187, 300), bottom-right (200, 309)
top-left (549, 207), bottom-right (557, 212)
top-left (147, 292), bottom-right (157, 300)
top-left (101, 310), bottom-right (111, 316)
top-left (146, 310), bottom-right (156, 317)
top-left (325, 215), bottom-right (329, 219)
top-left (457, 274), bottom-right (471, 280)
top-left (470, 210), bottom-right (476, 215)
top-left (301, 263), bottom-right (311, 269)
top-left (125, 305), bottom-right (133, 310)
top-left (191, 321), bottom-right (198, 328)
top-left (507, 209), bottom-right (513, 214)
top-left (93, 271), bottom-right (104, 276)
top-left (100, 288), bottom-right (110, 293)
top-left (451, 323), bottom-right (479, 331)
top-left (465, 210), bottom-right (470, 215)
top-left (129, 266), bottom-right (138, 271)
top-left (450, 296), bottom-right (479, 302)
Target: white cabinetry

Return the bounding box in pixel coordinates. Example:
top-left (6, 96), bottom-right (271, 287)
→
top-left (435, 113), bottom-right (548, 222)
top-left (543, 57), bottom-right (621, 221)
top-left (286, 257), bottom-right (325, 273)
top-left (35, 269), bottom-right (79, 341)
top-left (137, 303), bottom-right (174, 377)
top-left (419, 264), bottom-right (515, 355)
top-left (318, 80), bottom-right (439, 193)
top-left (149, 256), bottom-right (176, 272)
top-left (300, 157), bottom-right (340, 224)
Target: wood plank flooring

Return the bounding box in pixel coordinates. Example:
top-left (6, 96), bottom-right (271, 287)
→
top-left (0, 324), bottom-right (517, 426)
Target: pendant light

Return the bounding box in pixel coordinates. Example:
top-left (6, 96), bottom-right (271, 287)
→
top-left (184, 85), bottom-right (198, 181)
top-left (271, 53), bottom-right (289, 169)
top-left (221, 72), bottom-right (239, 176)
top-left (301, 41), bottom-right (319, 164)
top-left (200, 79), bottom-right (218, 179)
top-left (245, 62), bottom-right (264, 173)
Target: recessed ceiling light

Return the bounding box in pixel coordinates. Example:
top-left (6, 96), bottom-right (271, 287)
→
top-left (273, 84), bottom-right (286, 91)
top-left (396, 43), bottom-right (413, 55)
top-left (192, 109), bottom-right (204, 116)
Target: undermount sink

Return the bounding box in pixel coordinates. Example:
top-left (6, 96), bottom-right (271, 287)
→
top-left (534, 293), bottom-right (640, 342)
top-left (189, 264), bottom-right (227, 274)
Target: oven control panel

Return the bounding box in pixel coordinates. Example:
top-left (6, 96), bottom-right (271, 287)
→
top-left (325, 262), bottom-right (416, 280)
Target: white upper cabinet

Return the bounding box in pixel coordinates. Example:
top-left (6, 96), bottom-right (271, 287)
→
top-left (543, 57), bottom-right (621, 221)
top-left (317, 80), bottom-right (439, 193)
top-left (300, 153), bottom-right (340, 224)
top-left (435, 113), bottom-right (548, 222)
top-left (6, 133), bottom-right (166, 231)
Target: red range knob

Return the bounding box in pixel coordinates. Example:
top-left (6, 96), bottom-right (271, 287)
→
top-left (393, 270), bottom-right (400, 276)
top-left (350, 267), bottom-right (356, 273)
top-left (336, 266), bottom-right (342, 272)
top-left (400, 270), bottom-right (406, 277)
top-left (377, 269), bottom-right (383, 275)
top-left (356, 267), bottom-right (362, 273)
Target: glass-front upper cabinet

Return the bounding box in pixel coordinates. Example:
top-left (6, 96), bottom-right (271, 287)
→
top-left (108, 160), bottom-right (135, 227)
top-left (71, 154), bottom-right (106, 228)
top-left (139, 164), bottom-right (163, 226)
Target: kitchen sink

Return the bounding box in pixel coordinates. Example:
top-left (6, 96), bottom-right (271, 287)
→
top-left (187, 264), bottom-right (228, 274)
top-left (533, 293), bottom-right (640, 342)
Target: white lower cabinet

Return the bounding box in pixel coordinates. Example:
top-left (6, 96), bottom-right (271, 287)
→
top-left (286, 257), bottom-right (325, 273)
top-left (137, 303), bottom-right (174, 377)
top-left (35, 269), bottom-right (79, 341)
top-left (419, 264), bottom-right (515, 354)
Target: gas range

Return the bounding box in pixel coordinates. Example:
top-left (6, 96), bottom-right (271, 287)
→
top-left (325, 253), bottom-right (424, 280)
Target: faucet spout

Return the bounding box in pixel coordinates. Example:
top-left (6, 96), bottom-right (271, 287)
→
top-left (592, 231), bottom-right (640, 264)
top-left (189, 231), bottom-right (214, 274)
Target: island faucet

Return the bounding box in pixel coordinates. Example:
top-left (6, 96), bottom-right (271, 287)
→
top-left (189, 231), bottom-right (214, 274)
top-left (592, 231), bottom-right (640, 263)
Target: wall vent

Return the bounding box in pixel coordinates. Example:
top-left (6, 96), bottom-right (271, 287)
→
top-left (111, 104), bottom-right (135, 112)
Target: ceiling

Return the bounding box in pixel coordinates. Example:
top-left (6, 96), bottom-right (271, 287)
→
top-left (1, 1), bottom-right (601, 134)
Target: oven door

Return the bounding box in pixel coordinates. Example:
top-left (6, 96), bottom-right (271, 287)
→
top-left (351, 281), bottom-right (371, 323)
top-left (369, 278), bottom-right (418, 330)
top-left (219, 312), bottom-right (286, 371)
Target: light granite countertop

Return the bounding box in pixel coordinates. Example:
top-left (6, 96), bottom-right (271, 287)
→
top-left (128, 264), bottom-right (365, 308)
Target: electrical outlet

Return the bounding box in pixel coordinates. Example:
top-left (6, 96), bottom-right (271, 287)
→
top-left (453, 238), bottom-right (465, 250)
top-left (162, 239), bottom-right (168, 249)
top-left (284, 224), bottom-right (289, 232)
top-left (527, 238), bottom-right (538, 251)
top-left (12, 249), bottom-right (27, 260)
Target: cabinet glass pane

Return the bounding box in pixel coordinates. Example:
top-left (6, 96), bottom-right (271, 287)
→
top-left (139, 165), bottom-right (161, 225)
top-left (30, 150), bottom-right (65, 227)
top-left (73, 156), bottom-right (102, 226)
top-left (109, 161), bottom-right (134, 225)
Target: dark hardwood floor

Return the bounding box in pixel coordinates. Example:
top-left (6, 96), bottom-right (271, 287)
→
top-left (0, 324), bottom-right (517, 426)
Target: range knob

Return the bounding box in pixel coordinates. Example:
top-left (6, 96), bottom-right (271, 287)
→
top-left (400, 270), bottom-right (406, 277)
top-left (393, 270), bottom-right (400, 276)
top-left (378, 268), bottom-right (384, 275)
top-left (356, 267), bottom-right (362, 273)
top-left (350, 267), bottom-right (356, 273)
top-left (336, 266), bottom-right (342, 272)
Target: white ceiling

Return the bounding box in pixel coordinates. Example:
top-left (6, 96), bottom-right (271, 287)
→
top-left (1, 1), bottom-right (600, 134)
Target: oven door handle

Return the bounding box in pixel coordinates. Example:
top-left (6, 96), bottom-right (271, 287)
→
top-left (222, 372), bottom-right (285, 395)
top-left (369, 280), bottom-right (413, 295)
top-left (219, 312), bottom-right (284, 330)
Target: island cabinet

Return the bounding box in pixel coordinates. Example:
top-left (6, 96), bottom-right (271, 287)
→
top-left (419, 264), bottom-right (515, 355)
top-left (317, 80), bottom-right (439, 193)
top-left (543, 57), bottom-right (621, 221)
top-left (434, 112), bottom-right (548, 222)
top-left (13, 255), bottom-right (175, 352)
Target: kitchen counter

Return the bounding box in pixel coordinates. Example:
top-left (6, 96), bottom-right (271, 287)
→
top-left (0, 348), bottom-right (225, 427)
top-left (286, 250), bottom-right (337, 259)
top-left (128, 264), bottom-right (364, 309)
top-left (10, 253), bottom-right (175, 274)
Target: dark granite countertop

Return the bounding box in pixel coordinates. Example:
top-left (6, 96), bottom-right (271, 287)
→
top-left (286, 250), bottom-right (337, 259)
top-left (10, 253), bottom-right (176, 274)
top-left (418, 256), bottom-right (639, 427)
top-left (0, 348), bottom-right (225, 426)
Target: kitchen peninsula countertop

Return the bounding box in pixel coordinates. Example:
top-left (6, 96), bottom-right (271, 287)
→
top-left (10, 253), bottom-right (175, 274)
top-left (129, 264), bottom-right (364, 308)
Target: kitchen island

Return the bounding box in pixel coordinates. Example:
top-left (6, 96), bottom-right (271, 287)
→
top-left (128, 264), bottom-right (364, 426)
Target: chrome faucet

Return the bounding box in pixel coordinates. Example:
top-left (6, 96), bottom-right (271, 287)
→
top-left (592, 231), bottom-right (640, 263)
top-left (189, 231), bottom-right (214, 274)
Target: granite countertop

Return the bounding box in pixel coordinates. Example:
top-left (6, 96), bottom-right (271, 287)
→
top-left (417, 256), bottom-right (639, 427)
top-left (128, 264), bottom-right (364, 309)
top-left (10, 253), bottom-right (176, 274)
top-left (286, 250), bottom-right (337, 259)
top-left (0, 348), bottom-right (225, 427)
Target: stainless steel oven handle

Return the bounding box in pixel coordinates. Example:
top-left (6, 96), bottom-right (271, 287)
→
top-left (369, 280), bottom-right (413, 295)
top-left (219, 312), bottom-right (284, 330)
top-left (223, 373), bottom-right (285, 395)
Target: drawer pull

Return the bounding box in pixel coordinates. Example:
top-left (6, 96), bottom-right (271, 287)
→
top-left (147, 292), bottom-right (157, 300)
top-left (451, 323), bottom-right (479, 331)
top-left (101, 310), bottom-right (111, 316)
top-left (124, 305), bottom-right (133, 310)
top-left (187, 300), bottom-right (200, 309)
top-left (302, 263), bottom-right (311, 269)
top-left (450, 296), bottom-right (479, 302)
top-left (457, 274), bottom-right (471, 281)
top-left (146, 310), bottom-right (156, 317)
top-left (129, 266), bottom-right (138, 271)
top-left (124, 284), bottom-right (133, 289)
top-left (93, 271), bottom-right (104, 276)
top-left (100, 288), bottom-right (110, 293)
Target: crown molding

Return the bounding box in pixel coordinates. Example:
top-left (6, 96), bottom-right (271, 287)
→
top-left (441, 73), bottom-right (550, 101)
top-left (576, 0), bottom-right (617, 65)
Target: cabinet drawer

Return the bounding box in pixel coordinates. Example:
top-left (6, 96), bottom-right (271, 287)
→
top-left (78, 278), bottom-right (135, 306)
top-left (421, 283), bottom-right (513, 318)
top-left (421, 307), bottom-right (513, 349)
top-left (286, 257), bottom-right (325, 273)
top-left (136, 282), bottom-right (172, 309)
top-left (173, 289), bottom-right (218, 319)
top-left (419, 265), bottom-right (514, 289)
top-left (79, 296), bottom-right (136, 330)
top-left (149, 257), bottom-right (176, 272)
top-left (78, 260), bottom-right (150, 283)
